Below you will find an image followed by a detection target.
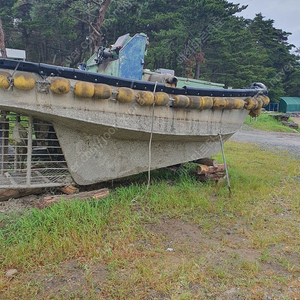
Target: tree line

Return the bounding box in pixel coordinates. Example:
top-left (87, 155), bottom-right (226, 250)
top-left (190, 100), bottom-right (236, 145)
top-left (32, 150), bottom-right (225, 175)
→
top-left (1, 0), bottom-right (300, 101)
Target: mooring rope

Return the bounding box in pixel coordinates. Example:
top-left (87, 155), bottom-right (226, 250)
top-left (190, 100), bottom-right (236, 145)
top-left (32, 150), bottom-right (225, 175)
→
top-left (147, 81), bottom-right (158, 191)
top-left (8, 60), bottom-right (21, 90)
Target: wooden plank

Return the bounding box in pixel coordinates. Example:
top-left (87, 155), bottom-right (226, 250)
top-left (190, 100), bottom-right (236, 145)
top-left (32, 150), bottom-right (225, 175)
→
top-left (0, 188), bottom-right (43, 201)
top-left (36, 188), bottom-right (110, 209)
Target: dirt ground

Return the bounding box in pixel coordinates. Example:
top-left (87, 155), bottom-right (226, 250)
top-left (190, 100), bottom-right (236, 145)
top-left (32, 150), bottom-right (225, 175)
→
top-left (293, 116), bottom-right (300, 126)
top-left (5, 218), bottom-right (299, 299)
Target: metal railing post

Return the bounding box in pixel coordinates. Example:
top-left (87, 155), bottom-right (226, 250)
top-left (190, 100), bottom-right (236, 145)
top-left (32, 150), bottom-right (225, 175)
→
top-left (26, 116), bottom-right (33, 186)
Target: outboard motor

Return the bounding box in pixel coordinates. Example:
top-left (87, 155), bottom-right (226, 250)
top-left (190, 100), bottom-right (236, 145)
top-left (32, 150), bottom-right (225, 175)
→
top-left (248, 82), bottom-right (268, 95)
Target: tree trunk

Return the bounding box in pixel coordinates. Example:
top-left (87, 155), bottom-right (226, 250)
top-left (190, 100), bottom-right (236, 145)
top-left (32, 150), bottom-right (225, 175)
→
top-left (93, 0), bottom-right (112, 51)
top-left (95, 0), bottom-right (112, 32)
top-left (181, 37), bottom-right (190, 77)
top-left (194, 62), bottom-right (200, 79)
top-left (65, 0), bottom-right (112, 52)
top-left (0, 18), bottom-right (7, 58)
top-left (194, 52), bottom-right (205, 80)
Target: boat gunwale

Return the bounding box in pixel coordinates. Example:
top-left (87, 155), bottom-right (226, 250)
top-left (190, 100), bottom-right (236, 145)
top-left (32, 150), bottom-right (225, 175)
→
top-left (0, 58), bottom-right (267, 98)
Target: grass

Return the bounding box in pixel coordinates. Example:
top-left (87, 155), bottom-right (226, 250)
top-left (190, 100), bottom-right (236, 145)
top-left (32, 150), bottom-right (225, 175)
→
top-left (0, 140), bottom-right (300, 299)
top-left (244, 112), bottom-right (300, 133)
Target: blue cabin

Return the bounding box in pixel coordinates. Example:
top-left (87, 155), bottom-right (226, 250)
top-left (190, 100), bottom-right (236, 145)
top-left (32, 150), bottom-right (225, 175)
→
top-left (86, 33), bottom-right (147, 80)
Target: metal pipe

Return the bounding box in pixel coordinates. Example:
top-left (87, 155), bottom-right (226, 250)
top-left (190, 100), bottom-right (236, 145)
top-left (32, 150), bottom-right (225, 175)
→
top-left (0, 116), bottom-right (4, 176)
top-left (26, 116), bottom-right (33, 186)
top-left (218, 133), bottom-right (231, 197)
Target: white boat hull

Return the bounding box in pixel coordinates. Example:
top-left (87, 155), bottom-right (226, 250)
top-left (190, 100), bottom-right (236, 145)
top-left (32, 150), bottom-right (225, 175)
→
top-left (0, 80), bottom-right (248, 185)
top-left (0, 62), bottom-right (267, 186)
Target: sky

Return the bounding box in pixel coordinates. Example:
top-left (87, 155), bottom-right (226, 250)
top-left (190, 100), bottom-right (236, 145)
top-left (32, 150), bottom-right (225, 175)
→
top-left (236, 0), bottom-right (300, 49)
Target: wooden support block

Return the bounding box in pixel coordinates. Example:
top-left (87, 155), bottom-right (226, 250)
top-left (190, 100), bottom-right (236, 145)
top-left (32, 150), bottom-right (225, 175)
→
top-left (192, 171), bottom-right (226, 183)
top-left (60, 185), bottom-right (79, 195)
top-left (192, 158), bottom-right (218, 167)
top-left (195, 164), bottom-right (227, 175)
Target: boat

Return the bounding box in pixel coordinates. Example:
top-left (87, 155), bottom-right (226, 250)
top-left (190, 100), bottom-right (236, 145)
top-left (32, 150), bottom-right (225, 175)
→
top-left (0, 33), bottom-right (269, 189)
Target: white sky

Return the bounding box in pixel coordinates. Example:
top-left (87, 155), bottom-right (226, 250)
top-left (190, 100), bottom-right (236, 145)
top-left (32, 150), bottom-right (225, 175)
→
top-left (236, 0), bottom-right (300, 49)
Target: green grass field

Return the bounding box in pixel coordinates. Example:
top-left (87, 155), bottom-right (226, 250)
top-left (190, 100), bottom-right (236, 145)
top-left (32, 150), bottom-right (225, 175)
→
top-left (0, 140), bottom-right (300, 299)
top-left (244, 112), bottom-right (300, 133)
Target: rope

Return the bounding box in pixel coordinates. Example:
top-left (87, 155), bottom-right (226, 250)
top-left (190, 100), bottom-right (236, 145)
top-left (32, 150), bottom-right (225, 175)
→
top-left (146, 81), bottom-right (157, 191)
top-left (8, 60), bottom-right (21, 91)
top-left (11, 60), bottom-right (21, 78)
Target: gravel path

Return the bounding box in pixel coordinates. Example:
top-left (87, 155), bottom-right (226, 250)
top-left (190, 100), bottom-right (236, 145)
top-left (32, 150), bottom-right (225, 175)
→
top-left (230, 125), bottom-right (300, 158)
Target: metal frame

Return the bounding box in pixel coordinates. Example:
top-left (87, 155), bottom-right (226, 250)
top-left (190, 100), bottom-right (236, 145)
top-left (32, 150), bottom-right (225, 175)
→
top-left (0, 111), bottom-right (71, 189)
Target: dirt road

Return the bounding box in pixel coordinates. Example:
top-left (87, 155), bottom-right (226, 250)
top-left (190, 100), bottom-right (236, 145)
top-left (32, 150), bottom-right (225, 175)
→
top-left (230, 125), bottom-right (300, 157)
top-left (293, 116), bottom-right (300, 126)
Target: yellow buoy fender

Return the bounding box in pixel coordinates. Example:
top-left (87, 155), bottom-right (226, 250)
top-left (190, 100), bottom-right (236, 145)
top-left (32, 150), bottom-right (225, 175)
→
top-left (263, 95), bottom-right (270, 107)
top-left (94, 84), bottom-right (112, 99)
top-left (50, 77), bottom-right (71, 94)
top-left (74, 81), bottom-right (94, 98)
top-left (173, 95), bottom-right (190, 108)
top-left (244, 97), bottom-right (258, 110)
top-left (154, 92), bottom-right (169, 106)
top-left (258, 95), bottom-right (270, 107)
top-left (213, 97), bottom-right (226, 110)
top-left (188, 96), bottom-right (202, 109)
top-left (0, 71), bottom-right (10, 89)
top-left (200, 97), bottom-right (213, 110)
top-left (116, 87), bottom-right (135, 103)
top-left (14, 72), bottom-right (35, 90)
top-left (224, 98), bottom-right (236, 110)
top-left (233, 98), bottom-right (245, 109)
top-left (256, 97), bottom-right (263, 109)
top-left (136, 91), bottom-right (154, 106)
top-left (249, 108), bottom-right (262, 117)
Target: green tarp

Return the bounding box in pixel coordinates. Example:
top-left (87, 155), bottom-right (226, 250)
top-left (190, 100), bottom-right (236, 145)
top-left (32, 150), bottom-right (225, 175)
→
top-left (279, 97), bottom-right (300, 113)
